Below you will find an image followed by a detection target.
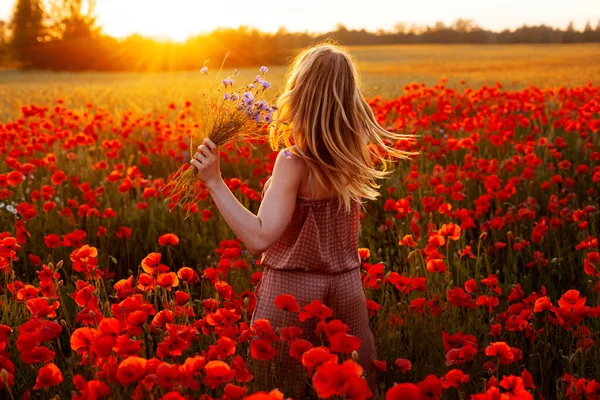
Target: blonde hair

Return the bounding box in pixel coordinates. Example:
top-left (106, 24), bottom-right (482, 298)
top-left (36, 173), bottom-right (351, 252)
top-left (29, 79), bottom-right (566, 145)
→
top-left (269, 39), bottom-right (420, 213)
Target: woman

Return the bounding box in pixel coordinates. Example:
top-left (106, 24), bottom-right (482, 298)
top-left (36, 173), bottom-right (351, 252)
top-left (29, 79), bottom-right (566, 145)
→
top-left (191, 41), bottom-right (418, 399)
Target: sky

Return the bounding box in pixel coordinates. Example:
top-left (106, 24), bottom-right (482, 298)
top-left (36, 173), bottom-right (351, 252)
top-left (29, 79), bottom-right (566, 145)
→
top-left (0, 0), bottom-right (599, 41)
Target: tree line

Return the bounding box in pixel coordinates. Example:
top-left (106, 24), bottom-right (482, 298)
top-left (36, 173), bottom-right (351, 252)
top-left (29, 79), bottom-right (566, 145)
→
top-left (1, 0), bottom-right (599, 71)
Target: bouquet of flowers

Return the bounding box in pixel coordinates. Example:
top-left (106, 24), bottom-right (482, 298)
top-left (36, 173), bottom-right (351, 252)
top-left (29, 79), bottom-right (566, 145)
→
top-left (164, 55), bottom-right (276, 218)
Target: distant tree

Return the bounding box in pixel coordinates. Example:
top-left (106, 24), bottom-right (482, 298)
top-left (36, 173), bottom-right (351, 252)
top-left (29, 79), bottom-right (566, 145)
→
top-left (562, 20), bottom-right (578, 43)
top-left (9, 0), bottom-right (46, 67)
top-left (335, 22), bottom-right (348, 32)
top-left (452, 18), bottom-right (479, 33)
top-left (275, 26), bottom-right (289, 35)
top-left (431, 21), bottom-right (447, 32)
top-left (393, 22), bottom-right (407, 34)
top-left (0, 20), bottom-right (8, 44)
top-left (582, 20), bottom-right (595, 42)
top-left (0, 20), bottom-right (8, 61)
top-left (47, 0), bottom-right (100, 39)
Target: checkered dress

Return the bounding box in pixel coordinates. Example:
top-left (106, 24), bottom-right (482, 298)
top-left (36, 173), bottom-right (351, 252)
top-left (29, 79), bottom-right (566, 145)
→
top-left (246, 177), bottom-right (380, 400)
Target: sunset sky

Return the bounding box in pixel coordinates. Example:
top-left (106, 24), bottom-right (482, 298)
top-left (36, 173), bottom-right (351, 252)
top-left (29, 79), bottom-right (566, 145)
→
top-left (0, 0), bottom-right (598, 41)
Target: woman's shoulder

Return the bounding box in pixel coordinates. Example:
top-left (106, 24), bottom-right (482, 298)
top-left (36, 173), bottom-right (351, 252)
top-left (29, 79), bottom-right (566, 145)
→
top-left (272, 146), bottom-right (308, 180)
top-left (277, 146), bottom-right (306, 167)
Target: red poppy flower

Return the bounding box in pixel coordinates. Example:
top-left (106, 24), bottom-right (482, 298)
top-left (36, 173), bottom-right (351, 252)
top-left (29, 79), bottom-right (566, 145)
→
top-left (426, 258), bottom-right (447, 273)
top-left (203, 360), bottom-right (237, 388)
top-left (312, 359), bottom-right (365, 399)
top-left (395, 358), bottom-right (412, 373)
top-left (417, 375), bottom-right (443, 399)
top-left (485, 342), bottom-right (515, 364)
top-left (440, 369), bottom-right (470, 389)
top-left (20, 346), bottom-right (55, 364)
top-left (202, 209), bottom-right (213, 221)
top-left (250, 339), bottom-right (277, 361)
top-left (44, 234), bottom-right (62, 249)
top-left (299, 300), bottom-right (333, 322)
top-left (115, 226), bottom-right (132, 239)
top-left (25, 298), bottom-right (60, 318)
top-left (116, 356), bottom-right (147, 385)
top-left (215, 280), bottom-right (233, 300)
top-left (141, 252), bottom-right (162, 275)
top-left (73, 374), bottom-right (112, 399)
top-left (156, 272), bottom-right (179, 289)
top-left (177, 267), bottom-right (200, 285)
top-left (158, 233), bottom-right (180, 246)
top-left (329, 332), bottom-right (361, 354)
top-left (33, 363), bottom-right (63, 390)
top-left (386, 383), bottom-right (425, 400)
top-left (71, 327), bottom-right (99, 353)
top-left (274, 294), bottom-right (300, 313)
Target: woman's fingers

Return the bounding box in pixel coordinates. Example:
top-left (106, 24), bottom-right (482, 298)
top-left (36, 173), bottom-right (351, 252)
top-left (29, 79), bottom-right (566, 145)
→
top-left (193, 151), bottom-right (211, 164)
top-left (190, 159), bottom-right (204, 170)
top-left (197, 144), bottom-right (214, 158)
top-left (203, 138), bottom-right (217, 151)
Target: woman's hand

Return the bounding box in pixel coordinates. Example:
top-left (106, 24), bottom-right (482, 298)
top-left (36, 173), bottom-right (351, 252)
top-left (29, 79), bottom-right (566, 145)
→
top-left (190, 138), bottom-right (221, 189)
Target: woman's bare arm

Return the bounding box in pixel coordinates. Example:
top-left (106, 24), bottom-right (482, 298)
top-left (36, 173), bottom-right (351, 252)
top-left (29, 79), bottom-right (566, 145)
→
top-left (192, 140), bottom-right (302, 255)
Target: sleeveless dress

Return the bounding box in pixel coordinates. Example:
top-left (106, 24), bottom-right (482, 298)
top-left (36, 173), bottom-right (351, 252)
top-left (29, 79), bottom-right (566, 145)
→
top-left (260, 169), bottom-right (362, 274)
top-left (246, 169), bottom-right (381, 400)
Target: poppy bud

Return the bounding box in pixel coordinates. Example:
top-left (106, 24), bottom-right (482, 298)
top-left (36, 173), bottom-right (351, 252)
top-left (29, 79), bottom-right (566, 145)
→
top-left (352, 350), bottom-right (359, 362)
top-left (243, 296), bottom-right (250, 307)
top-left (60, 319), bottom-right (68, 328)
top-left (109, 256), bottom-right (118, 264)
top-left (0, 369), bottom-right (8, 385)
top-left (56, 260), bottom-right (64, 269)
top-left (48, 262), bottom-right (54, 270)
top-left (479, 232), bottom-right (487, 240)
top-left (57, 280), bottom-right (64, 287)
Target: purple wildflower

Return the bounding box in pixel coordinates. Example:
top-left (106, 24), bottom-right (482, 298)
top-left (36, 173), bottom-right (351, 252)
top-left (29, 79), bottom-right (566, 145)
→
top-left (261, 80), bottom-right (271, 89)
top-left (222, 78), bottom-right (234, 86)
top-left (223, 93), bottom-right (231, 100)
top-left (242, 91), bottom-right (254, 104)
top-left (283, 149), bottom-right (292, 159)
top-left (200, 66), bottom-right (208, 74)
top-left (260, 66), bottom-right (268, 73)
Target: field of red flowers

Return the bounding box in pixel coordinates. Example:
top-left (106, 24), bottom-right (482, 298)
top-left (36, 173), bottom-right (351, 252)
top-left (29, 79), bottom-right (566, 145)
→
top-left (0, 81), bottom-right (599, 399)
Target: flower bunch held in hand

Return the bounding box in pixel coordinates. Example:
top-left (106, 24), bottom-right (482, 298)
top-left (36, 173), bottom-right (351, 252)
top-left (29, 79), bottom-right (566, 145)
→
top-left (164, 59), bottom-right (275, 219)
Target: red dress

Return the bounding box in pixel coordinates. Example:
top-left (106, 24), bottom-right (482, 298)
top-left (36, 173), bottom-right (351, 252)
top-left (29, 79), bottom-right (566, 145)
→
top-left (246, 171), bottom-right (380, 400)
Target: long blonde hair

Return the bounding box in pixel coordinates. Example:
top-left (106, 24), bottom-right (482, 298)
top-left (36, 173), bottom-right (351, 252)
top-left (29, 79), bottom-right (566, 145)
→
top-left (269, 39), bottom-right (420, 212)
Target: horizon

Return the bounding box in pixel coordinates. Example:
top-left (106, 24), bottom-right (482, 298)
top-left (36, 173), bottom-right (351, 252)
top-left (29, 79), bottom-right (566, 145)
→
top-left (0, 0), bottom-right (599, 42)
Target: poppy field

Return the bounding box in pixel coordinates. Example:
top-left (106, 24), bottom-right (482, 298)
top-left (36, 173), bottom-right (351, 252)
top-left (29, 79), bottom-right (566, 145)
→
top-left (0, 79), bottom-right (599, 399)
